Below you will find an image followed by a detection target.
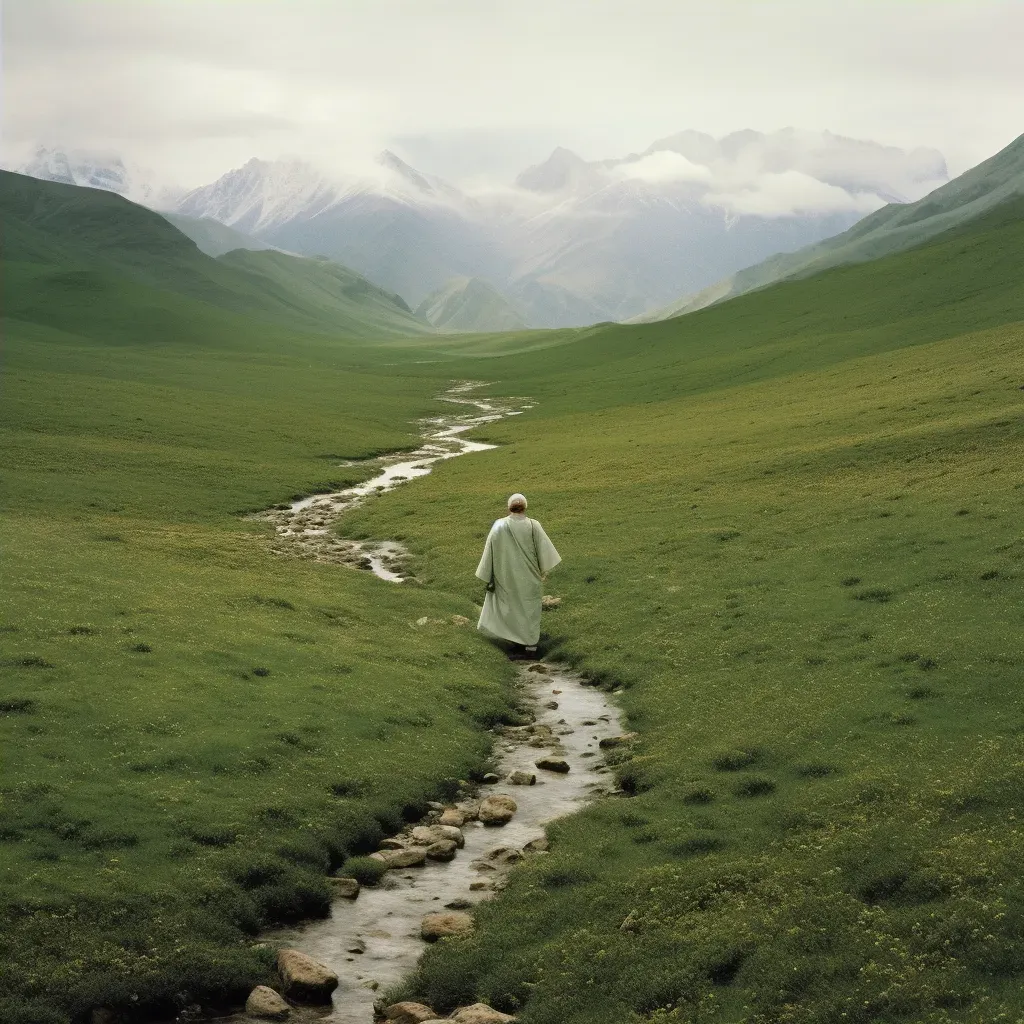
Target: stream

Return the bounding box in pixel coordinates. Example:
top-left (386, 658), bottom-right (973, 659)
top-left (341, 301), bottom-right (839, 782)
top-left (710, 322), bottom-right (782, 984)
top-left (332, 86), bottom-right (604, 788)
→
top-left (224, 382), bottom-right (625, 1022)
top-left (257, 381), bottom-right (534, 581)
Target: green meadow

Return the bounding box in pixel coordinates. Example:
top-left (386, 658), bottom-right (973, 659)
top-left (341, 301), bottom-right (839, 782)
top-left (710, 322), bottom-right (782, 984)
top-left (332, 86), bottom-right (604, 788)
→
top-left (2, 169), bottom-right (1023, 1024)
top-left (344, 202), bottom-right (1024, 1023)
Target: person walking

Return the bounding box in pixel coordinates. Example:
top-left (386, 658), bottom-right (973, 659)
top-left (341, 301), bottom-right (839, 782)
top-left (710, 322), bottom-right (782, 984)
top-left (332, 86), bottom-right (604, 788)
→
top-left (475, 493), bottom-right (561, 659)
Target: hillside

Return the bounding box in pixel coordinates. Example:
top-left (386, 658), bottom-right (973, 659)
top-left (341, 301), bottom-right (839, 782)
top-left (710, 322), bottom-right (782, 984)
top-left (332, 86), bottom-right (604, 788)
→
top-left (641, 130), bottom-right (1024, 321)
top-left (416, 277), bottom-right (528, 332)
top-left (341, 196), bottom-right (1024, 1023)
top-left (161, 211), bottom-right (280, 258)
top-left (1, 170), bottom-right (432, 339)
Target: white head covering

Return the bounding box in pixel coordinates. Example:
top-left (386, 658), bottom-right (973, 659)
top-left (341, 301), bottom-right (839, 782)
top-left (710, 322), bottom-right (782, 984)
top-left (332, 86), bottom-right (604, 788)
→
top-left (507, 493), bottom-right (528, 510)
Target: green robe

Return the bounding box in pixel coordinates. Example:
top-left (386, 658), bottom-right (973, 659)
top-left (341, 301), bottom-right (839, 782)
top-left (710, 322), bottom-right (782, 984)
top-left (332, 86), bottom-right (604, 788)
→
top-left (475, 513), bottom-right (561, 646)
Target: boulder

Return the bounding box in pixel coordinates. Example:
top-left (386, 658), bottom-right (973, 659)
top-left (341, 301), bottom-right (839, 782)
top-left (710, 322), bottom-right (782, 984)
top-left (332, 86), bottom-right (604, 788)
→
top-left (435, 824), bottom-right (466, 847)
top-left (245, 985), bottom-right (291, 1020)
top-left (478, 794), bottom-right (517, 825)
top-left (456, 800), bottom-right (480, 821)
top-left (426, 839), bottom-right (458, 861)
top-left (481, 772), bottom-right (501, 784)
top-left (486, 846), bottom-right (524, 867)
top-left (439, 808), bottom-right (465, 827)
top-left (545, 701), bottom-right (559, 710)
top-left (535, 758), bottom-right (571, 773)
top-left (276, 949), bottom-right (338, 1003)
top-left (469, 880), bottom-right (491, 891)
top-left (523, 836), bottom-right (549, 854)
top-left (379, 837), bottom-right (407, 850)
top-left (328, 877), bottom-right (360, 899)
top-left (370, 848), bottom-right (427, 869)
top-left (384, 1002), bottom-right (439, 1024)
top-left (451, 1004), bottom-right (517, 1024)
top-left (421, 911), bottom-right (474, 941)
top-left (411, 825), bottom-right (439, 844)
top-left (599, 732), bottom-right (639, 749)
top-left (508, 771), bottom-right (536, 786)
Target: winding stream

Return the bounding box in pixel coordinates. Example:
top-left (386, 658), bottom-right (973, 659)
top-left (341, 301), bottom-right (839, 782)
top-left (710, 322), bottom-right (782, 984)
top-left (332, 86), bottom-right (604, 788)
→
top-left (257, 382), bottom-right (534, 581)
top-left (224, 382), bottom-right (625, 1022)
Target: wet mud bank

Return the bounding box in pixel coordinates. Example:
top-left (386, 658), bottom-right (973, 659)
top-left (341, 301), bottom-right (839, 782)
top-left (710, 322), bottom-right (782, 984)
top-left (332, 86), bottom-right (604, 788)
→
top-left (215, 663), bottom-right (627, 1023)
top-left (254, 382), bottom-right (533, 580)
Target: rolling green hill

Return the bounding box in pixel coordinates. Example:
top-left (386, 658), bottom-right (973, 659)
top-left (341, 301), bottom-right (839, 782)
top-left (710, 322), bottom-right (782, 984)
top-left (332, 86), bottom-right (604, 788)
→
top-left (640, 130), bottom-right (1024, 321)
top-left (161, 210), bottom-right (280, 257)
top-left (1, 169), bottom-right (433, 339)
top-left (416, 276), bottom-right (529, 332)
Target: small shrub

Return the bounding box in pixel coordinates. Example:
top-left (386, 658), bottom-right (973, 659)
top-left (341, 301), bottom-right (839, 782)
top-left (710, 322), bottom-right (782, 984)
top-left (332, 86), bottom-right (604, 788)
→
top-left (0, 699), bottom-right (37, 715)
top-left (794, 762), bottom-right (838, 778)
top-left (342, 856), bottom-right (388, 886)
top-left (131, 643), bottom-right (152, 653)
top-left (68, 625), bottom-right (97, 635)
top-left (840, 575), bottom-right (862, 587)
top-left (683, 787), bottom-right (715, 804)
top-left (539, 863), bottom-right (596, 888)
top-left (713, 748), bottom-right (760, 772)
top-left (853, 587), bottom-right (893, 603)
top-left (898, 651), bottom-right (921, 663)
top-left (330, 778), bottom-right (368, 798)
top-left (907, 685), bottom-right (938, 700)
top-left (733, 776), bottom-right (776, 797)
top-left (252, 666), bottom-right (270, 677)
top-left (918, 657), bottom-right (939, 671)
top-left (980, 569), bottom-right (1000, 580)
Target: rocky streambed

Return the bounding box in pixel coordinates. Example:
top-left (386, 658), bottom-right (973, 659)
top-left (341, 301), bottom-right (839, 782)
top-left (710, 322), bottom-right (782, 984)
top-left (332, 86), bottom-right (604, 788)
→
top-left (255, 382), bottom-right (533, 580)
top-left (215, 662), bottom-right (629, 1024)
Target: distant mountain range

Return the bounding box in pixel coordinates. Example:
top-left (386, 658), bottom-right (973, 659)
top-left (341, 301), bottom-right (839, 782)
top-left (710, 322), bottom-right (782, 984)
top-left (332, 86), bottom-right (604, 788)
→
top-left (637, 131), bottom-right (1024, 322)
top-left (15, 130), bottom-right (949, 330)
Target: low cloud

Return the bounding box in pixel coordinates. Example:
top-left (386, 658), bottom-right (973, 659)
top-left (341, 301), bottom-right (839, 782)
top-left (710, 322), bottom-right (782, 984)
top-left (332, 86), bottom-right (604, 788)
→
top-left (703, 169), bottom-right (888, 218)
top-left (615, 151), bottom-right (713, 185)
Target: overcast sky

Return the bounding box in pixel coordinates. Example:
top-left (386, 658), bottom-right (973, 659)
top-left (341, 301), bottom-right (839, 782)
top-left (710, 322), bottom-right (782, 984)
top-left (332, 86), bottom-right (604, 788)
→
top-left (4, 0), bottom-right (1022, 188)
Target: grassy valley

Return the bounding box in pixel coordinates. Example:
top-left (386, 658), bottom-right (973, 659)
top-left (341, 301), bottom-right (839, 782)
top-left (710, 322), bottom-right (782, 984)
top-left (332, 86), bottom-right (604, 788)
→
top-left (2, 167), bottom-right (1023, 1024)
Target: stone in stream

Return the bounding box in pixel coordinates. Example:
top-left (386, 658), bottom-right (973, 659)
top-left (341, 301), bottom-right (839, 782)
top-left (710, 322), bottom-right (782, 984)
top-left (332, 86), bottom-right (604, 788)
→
top-left (421, 911), bottom-right (475, 941)
top-left (535, 757), bottom-right (571, 774)
top-left (328, 876), bottom-right (360, 899)
top-left (439, 808), bottom-right (465, 827)
top-left (526, 662), bottom-right (549, 673)
top-left (481, 772), bottom-right (501, 784)
top-left (245, 985), bottom-right (291, 1020)
top-left (369, 848), bottom-right (427, 869)
top-left (600, 732), bottom-right (640, 749)
top-left (486, 846), bottom-right (525, 867)
top-left (426, 839), bottom-right (458, 861)
top-left (451, 1004), bottom-right (518, 1024)
top-left (545, 701), bottom-right (559, 710)
top-left (383, 1002), bottom-right (439, 1024)
top-left (478, 794), bottom-right (517, 825)
top-left (379, 837), bottom-right (407, 850)
top-left (508, 770), bottom-right (536, 785)
top-left (276, 949), bottom-right (339, 1003)
top-left (523, 836), bottom-right (549, 854)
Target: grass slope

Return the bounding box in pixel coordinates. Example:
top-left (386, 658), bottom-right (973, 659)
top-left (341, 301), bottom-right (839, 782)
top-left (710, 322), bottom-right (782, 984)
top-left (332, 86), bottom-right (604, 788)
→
top-left (643, 131), bottom-right (1024, 321)
top-left (161, 211), bottom-right (279, 257)
top-left (339, 200), bottom-right (1024, 1023)
top-left (1, 170), bottom-right (431, 339)
top-left (416, 277), bottom-right (529, 333)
